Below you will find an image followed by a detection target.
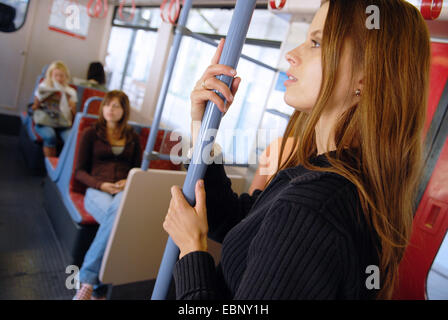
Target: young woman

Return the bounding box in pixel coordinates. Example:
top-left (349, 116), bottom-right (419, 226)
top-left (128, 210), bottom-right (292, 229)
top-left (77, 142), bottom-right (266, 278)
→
top-left (31, 61), bottom-right (77, 157)
top-left (163, 0), bottom-right (430, 299)
top-left (73, 90), bottom-right (142, 300)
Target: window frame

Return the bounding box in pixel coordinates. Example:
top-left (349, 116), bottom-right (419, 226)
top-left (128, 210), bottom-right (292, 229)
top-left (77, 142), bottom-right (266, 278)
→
top-left (112, 4), bottom-right (282, 50)
top-left (0, 0), bottom-right (31, 33)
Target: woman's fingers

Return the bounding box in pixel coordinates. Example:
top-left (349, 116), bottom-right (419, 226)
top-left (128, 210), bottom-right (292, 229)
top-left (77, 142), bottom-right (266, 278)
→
top-left (191, 88), bottom-right (227, 113)
top-left (194, 180), bottom-right (206, 218)
top-left (227, 77), bottom-right (241, 108)
top-left (171, 185), bottom-right (190, 209)
top-left (198, 64), bottom-right (237, 87)
top-left (210, 38), bottom-right (225, 65)
top-left (231, 76), bottom-right (241, 97)
top-left (201, 77), bottom-right (234, 104)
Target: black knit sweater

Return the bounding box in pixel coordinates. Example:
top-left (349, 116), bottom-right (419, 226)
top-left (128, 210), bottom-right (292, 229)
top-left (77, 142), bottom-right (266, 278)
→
top-left (173, 152), bottom-right (380, 299)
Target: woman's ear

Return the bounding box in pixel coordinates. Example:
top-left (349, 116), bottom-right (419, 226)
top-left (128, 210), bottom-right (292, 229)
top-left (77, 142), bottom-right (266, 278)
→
top-left (358, 77), bottom-right (364, 92)
top-left (353, 73), bottom-right (364, 100)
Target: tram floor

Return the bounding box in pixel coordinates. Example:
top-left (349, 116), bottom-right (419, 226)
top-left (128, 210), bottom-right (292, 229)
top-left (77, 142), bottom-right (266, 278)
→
top-left (0, 133), bottom-right (175, 300)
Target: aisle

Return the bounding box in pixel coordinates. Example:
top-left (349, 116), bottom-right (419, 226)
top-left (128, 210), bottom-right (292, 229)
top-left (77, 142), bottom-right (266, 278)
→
top-left (0, 134), bottom-right (75, 300)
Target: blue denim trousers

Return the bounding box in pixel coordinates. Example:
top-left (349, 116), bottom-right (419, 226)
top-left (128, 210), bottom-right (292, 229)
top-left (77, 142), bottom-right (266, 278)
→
top-left (80, 188), bottom-right (124, 288)
top-left (34, 125), bottom-right (71, 148)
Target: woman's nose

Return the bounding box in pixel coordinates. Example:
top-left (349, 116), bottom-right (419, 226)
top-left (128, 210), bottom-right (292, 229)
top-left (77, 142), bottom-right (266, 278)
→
top-left (285, 50), bottom-right (299, 66)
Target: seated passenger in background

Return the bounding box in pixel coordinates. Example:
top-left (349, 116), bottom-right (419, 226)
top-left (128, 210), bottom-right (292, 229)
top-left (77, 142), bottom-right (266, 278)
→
top-left (72, 90), bottom-right (142, 300)
top-left (80, 62), bottom-right (107, 91)
top-left (31, 61), bottom-right (77, 157)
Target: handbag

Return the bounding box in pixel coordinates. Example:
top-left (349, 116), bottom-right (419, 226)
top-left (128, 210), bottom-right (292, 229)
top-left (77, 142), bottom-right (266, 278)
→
top-left (32, 92), bottom-right (71, 128)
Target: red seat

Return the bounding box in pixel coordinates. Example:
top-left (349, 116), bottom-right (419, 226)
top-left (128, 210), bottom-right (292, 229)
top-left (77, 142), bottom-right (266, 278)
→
top-left (69, 117), bottom-right (99, 224)
top-left (150, 131), bottom-right (183, 171)
top-left (80, 87), bottom-right (106, 115)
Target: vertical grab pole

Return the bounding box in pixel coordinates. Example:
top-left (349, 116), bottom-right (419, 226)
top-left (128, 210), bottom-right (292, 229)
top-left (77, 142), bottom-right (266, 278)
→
top-left (141, 0), bottom-right (193, 171)
top-left (151, 0), bottom-right (257, 300)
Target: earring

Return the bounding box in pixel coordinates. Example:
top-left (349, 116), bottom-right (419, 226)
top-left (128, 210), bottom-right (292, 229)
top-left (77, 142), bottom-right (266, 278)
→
top-left (355, 89), bottom-right (361, 97)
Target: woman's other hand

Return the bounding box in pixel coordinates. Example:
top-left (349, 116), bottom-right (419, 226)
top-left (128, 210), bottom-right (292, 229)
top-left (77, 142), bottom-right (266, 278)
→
top-left (114, 179), bottom-right (127, 190)
top-left (100, 182), bottom-right (121, 195)
top-left (163, 180), bottom-right (208, 259)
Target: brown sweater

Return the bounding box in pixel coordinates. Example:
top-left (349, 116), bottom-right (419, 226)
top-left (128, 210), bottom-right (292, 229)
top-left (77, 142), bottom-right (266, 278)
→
top-left (75, 126), bottom-right (142, 190)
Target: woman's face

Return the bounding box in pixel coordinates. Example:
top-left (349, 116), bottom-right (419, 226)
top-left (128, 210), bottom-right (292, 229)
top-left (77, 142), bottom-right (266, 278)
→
top-left (103, 98), bottom-right (124, 124)
top-left (52, 68), bottom-right (67, 85)
top-left (284, 2), bottom-right (360, 114)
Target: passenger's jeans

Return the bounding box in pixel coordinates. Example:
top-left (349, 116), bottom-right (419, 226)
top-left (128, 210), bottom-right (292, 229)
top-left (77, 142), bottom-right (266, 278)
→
top-left (80, 188), bottom-right (124, 288)
top-left (34, 125), bottom-right (71, 148)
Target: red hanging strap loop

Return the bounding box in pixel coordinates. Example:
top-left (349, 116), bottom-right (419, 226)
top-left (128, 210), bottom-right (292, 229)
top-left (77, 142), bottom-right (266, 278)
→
top-left (168, 0), bottom-right (181, 24)
top-left (86, 0), bottom-right (108, 19)
top-left (98, 0), bottom-right (108, 19)
top-left (421, 0), bottom-right (443, 20)
top-left (269, 0), bottom-right (287, 10)
top-left (160, 0), bottom-right (168, 22)
top-left (87, 0), bottom-right (99, 18)
top-left (119, 0), bottom-right (136, 22)
top-left (160, 0), bottom-right (182, 24)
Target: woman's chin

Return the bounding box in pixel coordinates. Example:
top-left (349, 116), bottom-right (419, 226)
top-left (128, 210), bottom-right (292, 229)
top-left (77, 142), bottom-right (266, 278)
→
top-left (283, 96), bottom-right (311, 114)
top-left (104, 117), bottom-right (118, 124)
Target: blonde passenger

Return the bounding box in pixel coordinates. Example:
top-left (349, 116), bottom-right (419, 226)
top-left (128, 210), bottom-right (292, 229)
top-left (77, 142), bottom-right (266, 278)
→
top-left (31, 61), bottom-right (77, 157)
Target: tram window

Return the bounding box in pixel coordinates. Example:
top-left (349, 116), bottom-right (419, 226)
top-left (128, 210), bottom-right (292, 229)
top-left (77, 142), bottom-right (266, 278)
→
top-left (106, 8), bottom-right (161, 109)
top-left (186, 8), bottom-right (289, 43)
top-left (112, 6), bottom-right (161, 29)
top-left (106, 5), bottom-right (289, 163)
top-left (0, 0), bottom-right (29, 32)
top-left (427, 231), bottom-right (448, 299)
top-left (161, 39), bottom-right (280, 164)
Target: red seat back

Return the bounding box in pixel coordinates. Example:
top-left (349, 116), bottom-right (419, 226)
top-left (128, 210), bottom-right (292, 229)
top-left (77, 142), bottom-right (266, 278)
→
top-left (81, 87), bottom-right (106, 115)
top-left (149, 131), bottom-right (182, 171)
top-left (70, 118), bottom-right (98, 194)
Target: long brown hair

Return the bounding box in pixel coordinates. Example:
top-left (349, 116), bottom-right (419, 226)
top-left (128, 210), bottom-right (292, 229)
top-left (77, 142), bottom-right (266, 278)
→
top-left (269, 0), bottom-right (430, 299)
top-left (96, 90), bottom-right (134, 142)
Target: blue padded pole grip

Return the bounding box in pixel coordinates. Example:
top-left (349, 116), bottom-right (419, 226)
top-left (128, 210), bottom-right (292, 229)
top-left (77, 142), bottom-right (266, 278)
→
top-left (151, 0), bottom-right (257, 300)
top-left (141, 0), bottom-right (193, 171)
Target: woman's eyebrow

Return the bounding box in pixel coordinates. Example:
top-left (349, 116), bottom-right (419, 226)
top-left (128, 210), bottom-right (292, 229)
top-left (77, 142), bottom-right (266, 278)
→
top-left (310, 29), bottom-right (323, 38)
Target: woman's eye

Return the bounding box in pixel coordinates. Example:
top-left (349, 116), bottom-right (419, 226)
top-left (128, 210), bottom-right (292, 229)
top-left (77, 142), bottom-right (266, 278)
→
top-left (311, 40), bottom-right (320, 48)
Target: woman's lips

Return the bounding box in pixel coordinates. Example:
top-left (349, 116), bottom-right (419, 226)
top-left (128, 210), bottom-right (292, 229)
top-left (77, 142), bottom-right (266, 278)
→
top-left (284, 72), bottom-right (298, 87)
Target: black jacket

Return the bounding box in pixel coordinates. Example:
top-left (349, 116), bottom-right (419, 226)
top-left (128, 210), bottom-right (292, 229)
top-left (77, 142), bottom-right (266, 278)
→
top-left (174, 152), bottom-right (380, 299)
